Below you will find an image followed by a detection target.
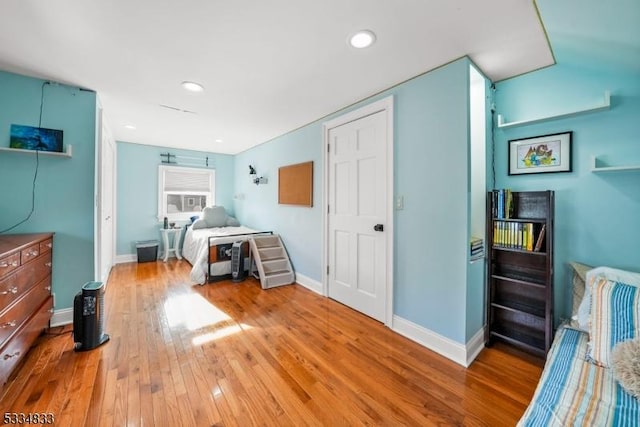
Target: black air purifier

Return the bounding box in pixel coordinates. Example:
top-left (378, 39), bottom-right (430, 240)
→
top-left (231, 241), bottom-right (246, 282)
top-left (73, 281), bottom-right (109, 351)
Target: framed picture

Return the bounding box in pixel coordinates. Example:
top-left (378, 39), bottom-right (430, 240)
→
top-left (508, 131), bottom-right (572, 175)
top-left (10, 124), bottom-right (63, 153)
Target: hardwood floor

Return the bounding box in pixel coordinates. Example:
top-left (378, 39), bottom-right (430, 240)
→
top-left (1, 260), bottom-right (544, 426)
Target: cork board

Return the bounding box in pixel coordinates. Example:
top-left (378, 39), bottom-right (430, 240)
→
top-left (278, 161), bottom-right (313, 206)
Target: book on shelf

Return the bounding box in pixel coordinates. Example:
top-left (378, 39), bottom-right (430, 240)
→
top-left (470, 236), bottom-right (484, 259)
top-left (492, 221), bottom-right (540, 252)
top-left (534, 224), bottom-right (546, 252)
top-left (525, 223), bottom-right (533, 251)
top-left (492, 189), bottom-right (514, 219)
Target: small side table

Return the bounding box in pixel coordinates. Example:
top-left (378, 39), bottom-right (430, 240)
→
top-left (160, 227), bottom-right (183, 262)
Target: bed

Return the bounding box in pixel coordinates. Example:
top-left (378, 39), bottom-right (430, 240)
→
top-left (518, 265), bottom-right (640, 426)
top-left (181, 206), bottom-right (271, 284)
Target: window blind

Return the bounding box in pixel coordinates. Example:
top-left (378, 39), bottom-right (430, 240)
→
top-left (164, 169), bottom-right (211, 192)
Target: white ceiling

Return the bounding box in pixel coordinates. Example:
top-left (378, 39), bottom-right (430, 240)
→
top-left (0, 0), bottom-right (553, 155)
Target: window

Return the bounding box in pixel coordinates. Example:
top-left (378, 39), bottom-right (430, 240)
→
top-left (158, 165), bottom-right (215, 221)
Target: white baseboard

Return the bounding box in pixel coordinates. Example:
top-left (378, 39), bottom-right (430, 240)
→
top-left (294, 272), bottom-right (323, 295)
top-left (392, 315), bottom-right (486, 367)
top-left (115, 253), bottom-right (137, 264)
top-left (50, 308), bottom-right (73, 327)
top-left (465, 327), bottom-right (487, 367)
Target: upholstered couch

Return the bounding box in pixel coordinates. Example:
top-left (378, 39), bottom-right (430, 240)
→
top-left (517, 265), bottom-right (640, 426)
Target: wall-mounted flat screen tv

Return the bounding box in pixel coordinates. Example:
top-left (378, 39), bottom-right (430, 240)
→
top-left (10, 124), bottom-right (63, 153)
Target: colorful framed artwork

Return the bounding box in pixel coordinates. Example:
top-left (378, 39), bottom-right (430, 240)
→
top-left (10, 124), bottom-right (64, 153)
top-left (508, 131), bottom-right (572, 175)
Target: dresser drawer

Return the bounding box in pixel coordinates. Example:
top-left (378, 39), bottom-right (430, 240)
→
top-left (0, 277), bottom-right (51, 346)
top-left (15, 252), bottom-right (52, 293)
top-left (0, 273), bottom-right (20, 311)
top-left (0, 252), bottom-right (20, 278)
top-left (21, 244), bottom-right (41, 265)
top-left (0, 296), bottom-right (52, 386)
top-left (0, 254), bottom-right (51, 312)
top-left (39, 238), bottom-right (53, 254)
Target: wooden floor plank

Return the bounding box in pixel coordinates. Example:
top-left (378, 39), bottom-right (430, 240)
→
top-left (0, 259), bottom-right (543, 426)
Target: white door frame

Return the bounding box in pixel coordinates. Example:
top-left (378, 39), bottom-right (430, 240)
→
top-left (95, 105), bottom-right (116, 285)
top-left (321, 95), bottom-right (394, 327)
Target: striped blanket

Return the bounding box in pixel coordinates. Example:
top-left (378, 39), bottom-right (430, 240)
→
top-left (518, 327), bottom-right (640, 426)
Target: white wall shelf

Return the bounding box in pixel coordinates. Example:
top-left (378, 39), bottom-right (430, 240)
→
top-left (0, 145), bottom-right (73, 158)
top-left (497, 91), bottom-right (610, 129)
top-left (590, 155), bottom-right (640, 173)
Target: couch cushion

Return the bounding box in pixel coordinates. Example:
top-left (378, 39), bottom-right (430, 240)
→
top-left (588, 278), bottom-right (640, 367)
top-left (517, 327), bottom-right (640, 426)
top-left (202, 206), bottom-right (228, 228)
top-left (226, 216), bottom-right (240, 226)
top-left (577, 267), bottom-right (640, 331)
top-left (191, 218), bottom-right (208, 230)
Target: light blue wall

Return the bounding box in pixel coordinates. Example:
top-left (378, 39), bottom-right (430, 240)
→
top-left (394, 59), bottom-right (471, 344)
top-left (233, 124), bottom-right (323, 279)
top-left (235, 58), bottom-right (477, 344)
top-left (0, 71), bottom-right (97, 310)
top-left (494, 1), bottom-right (640, 322)
top-left (116, 141), bottom-right (235, 256)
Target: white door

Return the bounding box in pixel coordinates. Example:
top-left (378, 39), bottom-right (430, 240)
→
top-left (97, 116), bottom-right (115, 284)
top-left (326, 108), bottom-right (389, 323)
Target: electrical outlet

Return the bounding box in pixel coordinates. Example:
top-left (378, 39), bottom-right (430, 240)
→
top-left (396, 195), bottom-right (404, 210)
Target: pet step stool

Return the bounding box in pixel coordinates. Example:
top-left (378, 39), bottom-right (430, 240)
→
top-left (249, 234), bottom-right (295, 289)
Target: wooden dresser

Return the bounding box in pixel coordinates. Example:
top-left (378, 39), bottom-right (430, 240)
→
top-left (0, 233), bottom-right (54, 389)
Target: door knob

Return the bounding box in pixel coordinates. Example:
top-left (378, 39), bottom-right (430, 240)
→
top-left (373, 224), bottom-right (384, 232)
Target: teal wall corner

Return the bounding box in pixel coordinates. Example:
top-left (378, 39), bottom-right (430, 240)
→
top-left (493, 46), bottom-right (640, 323)
top-left (0, 71), bottom-right (97, 310)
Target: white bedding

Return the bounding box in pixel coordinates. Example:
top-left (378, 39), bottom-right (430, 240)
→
top-left (183, 225), bottom-right (259, 284)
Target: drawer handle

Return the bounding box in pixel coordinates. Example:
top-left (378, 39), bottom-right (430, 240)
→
top-left (0, 320), bottom-right (17, 329)
top-left (45, 262), bottom-right (52, 268)
top-left (3, 351), bottom-right (21, 360)
top-left (0, 286), bottom-right (18, 295)
top-left (28, 249), bottom-right (39, 257)
top-left (46, 242), bottom-right (52, 248)
top-left (45, 285), bottom-right (51, 291)
top-left (0, 260), bottom-right (19, 268)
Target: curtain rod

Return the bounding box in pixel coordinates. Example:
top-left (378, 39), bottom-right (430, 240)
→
top-left (160, 152), bottom-right (215, 168)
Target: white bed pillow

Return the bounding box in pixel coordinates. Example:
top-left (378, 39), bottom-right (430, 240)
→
top-left (577, 267), bottom-right (640, 331)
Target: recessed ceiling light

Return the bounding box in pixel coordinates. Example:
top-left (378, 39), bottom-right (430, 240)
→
top-left (181, 81), bottom-right (205, 92)
top-left (349, 30), bottom-right (376, 49)
top-left (215, 139), bottom-right (223, 143)
top-left (124, 124), bottom-right (136, 130)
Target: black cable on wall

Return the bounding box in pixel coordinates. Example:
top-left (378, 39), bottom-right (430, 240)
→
top-left (0, 81), bottom-right (50, 234)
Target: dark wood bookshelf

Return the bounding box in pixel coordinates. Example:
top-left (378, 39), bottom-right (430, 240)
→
top-left (486, 190), bottom-right (554, 356)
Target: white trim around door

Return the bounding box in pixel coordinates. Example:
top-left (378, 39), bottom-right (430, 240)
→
top-left (321, 96), bottom-right (394, 327)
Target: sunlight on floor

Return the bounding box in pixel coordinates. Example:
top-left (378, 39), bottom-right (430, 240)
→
top-left (163, 293), bottom-right (231, 330)
top-left (192, 323), bottom-right (253, 346)
top-left (211, 386), bottom-right (223, 399)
